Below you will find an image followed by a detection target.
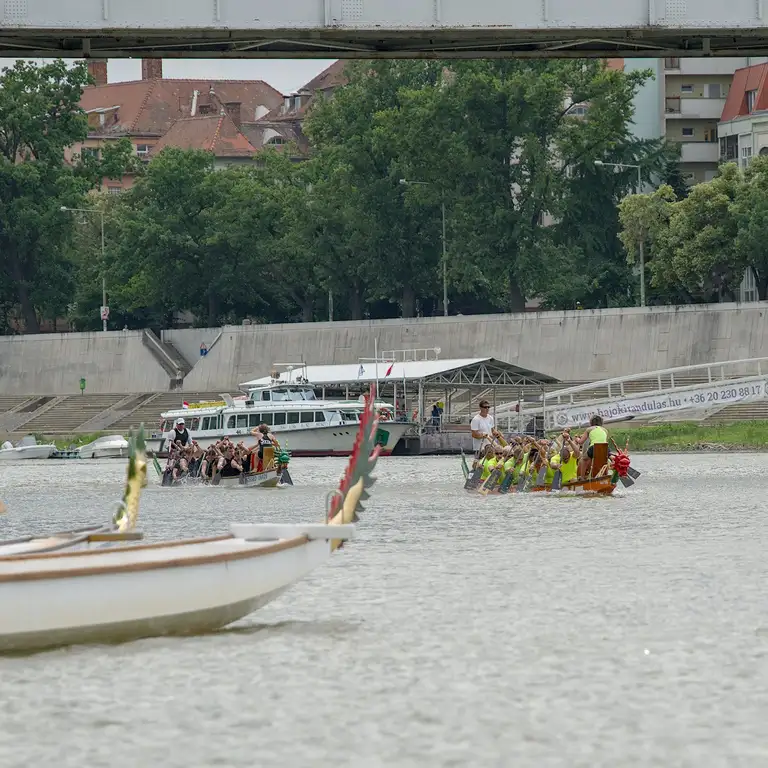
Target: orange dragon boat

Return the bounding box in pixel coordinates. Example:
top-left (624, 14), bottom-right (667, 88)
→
top-left (463, 442), bottom-right (638, 497)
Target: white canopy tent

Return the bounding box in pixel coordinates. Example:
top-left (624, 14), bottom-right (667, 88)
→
top-left (239, 358), bottom-right (557, 426)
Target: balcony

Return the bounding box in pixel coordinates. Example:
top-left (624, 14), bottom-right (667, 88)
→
top-left (680, 142), bottom-right (720, 163)
top-left (665, 96), bottom-right (727, 120)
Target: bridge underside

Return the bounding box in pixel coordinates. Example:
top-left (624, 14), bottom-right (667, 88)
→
top-left (7, 29), bottom-right (768, 59)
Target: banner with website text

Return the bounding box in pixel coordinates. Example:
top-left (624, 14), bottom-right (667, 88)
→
top-left (543, 378), bottom-right (768, 431)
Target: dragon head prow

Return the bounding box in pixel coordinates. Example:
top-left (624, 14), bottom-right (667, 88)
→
top-left (325, 384), bottom-right (381, 547)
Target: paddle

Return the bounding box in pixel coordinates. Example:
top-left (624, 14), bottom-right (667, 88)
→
top-left (460, 452), bottom-right (470, 481)
top-left (281, 468), bottom-right (294, 486)
top-left (498, 469), bottom-right (517, 494)
top-left (550, 469), bottom-right (562, 491)
top-left (479, 467), bottom-right (502, 495)
top-left (535, 466), bottom-right (547, 487)
top-left (152, 455), bottom-right (163, 477)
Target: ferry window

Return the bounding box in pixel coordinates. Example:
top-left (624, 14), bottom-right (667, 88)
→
top-left (261, 392), bottom-right (271, 401)
top-left (272, 389), bottom-right (289, 401)
top-left (315, 412), bottom-right (327, 422)
top-left (249, 414), bottom-right (260, 428)
top-left (287, 412), bottom-right (299, 424)
top-left (272, 413), bottom-right (286, 425)
top-left (227, 416), bottom-right (235, 429)
top-left (300, 411), bottom-right (314, 423)
top-left (341, 411), bottom-right (358, 422)
top-left (236, 415), bottom-right (249, 428)
top-left (201, 417), bottom-right (214, 430)
top-left (303, 390), bottom-right (316, 400)
top-left (261, 413), bottom-right (273, 425)
top-left (190, 417), bottom-right (200, 430)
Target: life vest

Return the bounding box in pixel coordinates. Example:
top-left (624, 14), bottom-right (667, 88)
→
top-left (589, 426), bottom-right (608, 445)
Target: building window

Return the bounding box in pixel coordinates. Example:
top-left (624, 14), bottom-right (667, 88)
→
top-left (740, 268), bottom-right (758, 303)
top-left (707, 83), bottom-right (722, 99)
top-left (81, 147), bottom-right (100, 160)
top-left (106, 186), bottom-right (122, 195)
top-left (741, 144), bottom-right (753, 168)
top-left (266, 136), bottom-right (286, 146)
top-left (681, 84), bottom-right (695, 94)
top-left (566, 104), bottom-right (588, 117)
top-left (681, 127), bottom-right (695, 138)
top-left (135, 144), bottom-right (150, 157)
top-left (704, 128), bottom-right (718, 143)
top-left (747, 90), bottom-right (757, 112)
top-left (665, 57), bottom-right (680, 69)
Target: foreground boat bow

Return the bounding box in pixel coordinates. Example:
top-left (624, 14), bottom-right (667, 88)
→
top-left (0, 397), bottom-right (380, 654)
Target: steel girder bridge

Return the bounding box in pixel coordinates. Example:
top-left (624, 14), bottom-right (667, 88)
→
top-left (4, 0), bottom-right (768, 59)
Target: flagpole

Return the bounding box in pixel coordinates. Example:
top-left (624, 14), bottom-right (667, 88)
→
top-left (374, 338), bottom-right (379, 403)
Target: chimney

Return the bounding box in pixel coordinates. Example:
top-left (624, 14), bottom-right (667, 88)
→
top-left (87, 60), bottom-right (108, 87)
top-left (141, 58), bottom-right (163, 80)
top-left (223, 101), bottom-right (242, 128)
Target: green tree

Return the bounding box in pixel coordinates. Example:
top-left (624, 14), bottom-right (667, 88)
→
top-left (377, 59), bottom-right (666, 311)
top-left (650, 164), bottom-right (741, 302)
top-left (0, 59), bottom-right (131, 332)
top-left (732, 155), bottom-right (768, 299)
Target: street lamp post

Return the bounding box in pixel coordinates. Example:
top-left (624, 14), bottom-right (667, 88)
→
top-left (594, 160), bottom-right (645, 307)
top-left (399, 178), bottom-right (448, 317)
top-left (61, 206), bottom-right (107, 331)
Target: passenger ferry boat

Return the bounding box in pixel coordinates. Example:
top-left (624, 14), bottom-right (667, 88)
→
top-left (146, 375), bottom-right (413, 457)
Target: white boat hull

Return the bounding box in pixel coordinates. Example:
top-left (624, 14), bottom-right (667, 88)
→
top-left (146, 421), bottom-right (410, 457)
top-left (0, 534), bottom-right (337, 653)
top-left (0, 445), bottom-right (55, 461)
top-left (76, 436), bottom-right (130, 459)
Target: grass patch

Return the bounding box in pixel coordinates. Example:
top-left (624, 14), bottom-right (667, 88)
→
top-left (609, 421), bottom-right (768, 451)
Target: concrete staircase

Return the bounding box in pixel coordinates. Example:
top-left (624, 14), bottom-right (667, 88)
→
top-left (108, 392), bottom-right (222, 433)
top-left (142, 330), bottom-right (192, 390)
top-left (18, 394), bottom-right (126, 436)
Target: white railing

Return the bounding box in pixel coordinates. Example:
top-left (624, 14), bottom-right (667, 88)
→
top-left (495, 358), bottom-right (768, 430)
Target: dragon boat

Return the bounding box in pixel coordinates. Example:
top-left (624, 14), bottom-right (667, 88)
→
top-left (462, 441), bottom-right (639, 497)
top-left (156, 443), bottom-right (294, 489)
top-left (0, 393), bottom-right (380, 653)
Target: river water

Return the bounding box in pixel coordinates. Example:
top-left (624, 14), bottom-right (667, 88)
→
top-left (1, 454), bottom-right (767, 767)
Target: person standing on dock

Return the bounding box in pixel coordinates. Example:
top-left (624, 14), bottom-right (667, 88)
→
top-left (471, 400), bottom-right (495, 457)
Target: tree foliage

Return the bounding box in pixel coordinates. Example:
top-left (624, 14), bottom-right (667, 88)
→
top-left (619, 161), bottom-right (768, 303)
top-left (2, 58), bottom-right (682, 331)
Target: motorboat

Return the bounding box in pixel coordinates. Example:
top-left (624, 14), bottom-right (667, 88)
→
top-left (76, 435), bottom-right (129, 459)
top-left (0, 436), bottom-right (55, 461)
top-left (0, 391), bottom-right (380, 653)
top-left (145, 364), bottom-right (412, 457)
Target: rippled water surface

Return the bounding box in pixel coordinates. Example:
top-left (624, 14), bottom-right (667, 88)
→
top-left (1, 454), bottom-right (768, 767)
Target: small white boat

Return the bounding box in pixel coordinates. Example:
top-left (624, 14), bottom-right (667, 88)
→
top-left (0, 436), bottom-right (55, 461)
top-left (77, 435), bottom-right (129, 459)
top-left (0, 392), bottom-right (381, 653)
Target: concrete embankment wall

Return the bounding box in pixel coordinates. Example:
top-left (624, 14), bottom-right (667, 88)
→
top-left (0, 331), bottom-right (170, 395)
top-left (170, 302), bottom-right (768, 391)
top-left (2, 303), bottom-right (768, 395)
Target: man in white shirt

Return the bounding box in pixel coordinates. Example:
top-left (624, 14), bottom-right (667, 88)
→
top-left (470, 400), bottom-right (495, 455)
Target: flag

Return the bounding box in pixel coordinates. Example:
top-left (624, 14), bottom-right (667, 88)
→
top-left (357, 364), bottom-right (364, 378)
top-left (385, 363), bottom-right (394, 377)
top-left (182, 401), bottom-right (189, 409)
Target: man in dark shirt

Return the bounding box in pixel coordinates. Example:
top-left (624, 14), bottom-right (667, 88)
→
top-left (172, 418), bottom-right (191, 447)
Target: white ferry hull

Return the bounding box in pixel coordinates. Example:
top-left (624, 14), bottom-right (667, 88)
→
top-left (146, 421), bottom-right (411, 457)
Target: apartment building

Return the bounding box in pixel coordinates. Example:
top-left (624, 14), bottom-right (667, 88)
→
top-left (623, 57), bottom-right (766, 185)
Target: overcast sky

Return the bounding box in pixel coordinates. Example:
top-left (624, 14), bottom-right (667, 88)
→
top-left (0, 58), bottom-right (335, 94)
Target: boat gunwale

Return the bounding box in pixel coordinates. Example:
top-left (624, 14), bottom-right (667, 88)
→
top-left (0, 534), bottom-right (311, 582)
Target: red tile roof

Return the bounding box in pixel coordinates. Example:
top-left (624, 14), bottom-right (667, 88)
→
top-left (721, 63), bottom-right (768, 122)
top-left (151, 113), bottom-right (258, 157)
top-left (80, 79), bottom-right (285, 137)
top-left (301, 60), bottom-right (348, 93)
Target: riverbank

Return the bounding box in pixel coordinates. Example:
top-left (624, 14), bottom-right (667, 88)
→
top-left (611, 421), bottom-right (768, 452)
